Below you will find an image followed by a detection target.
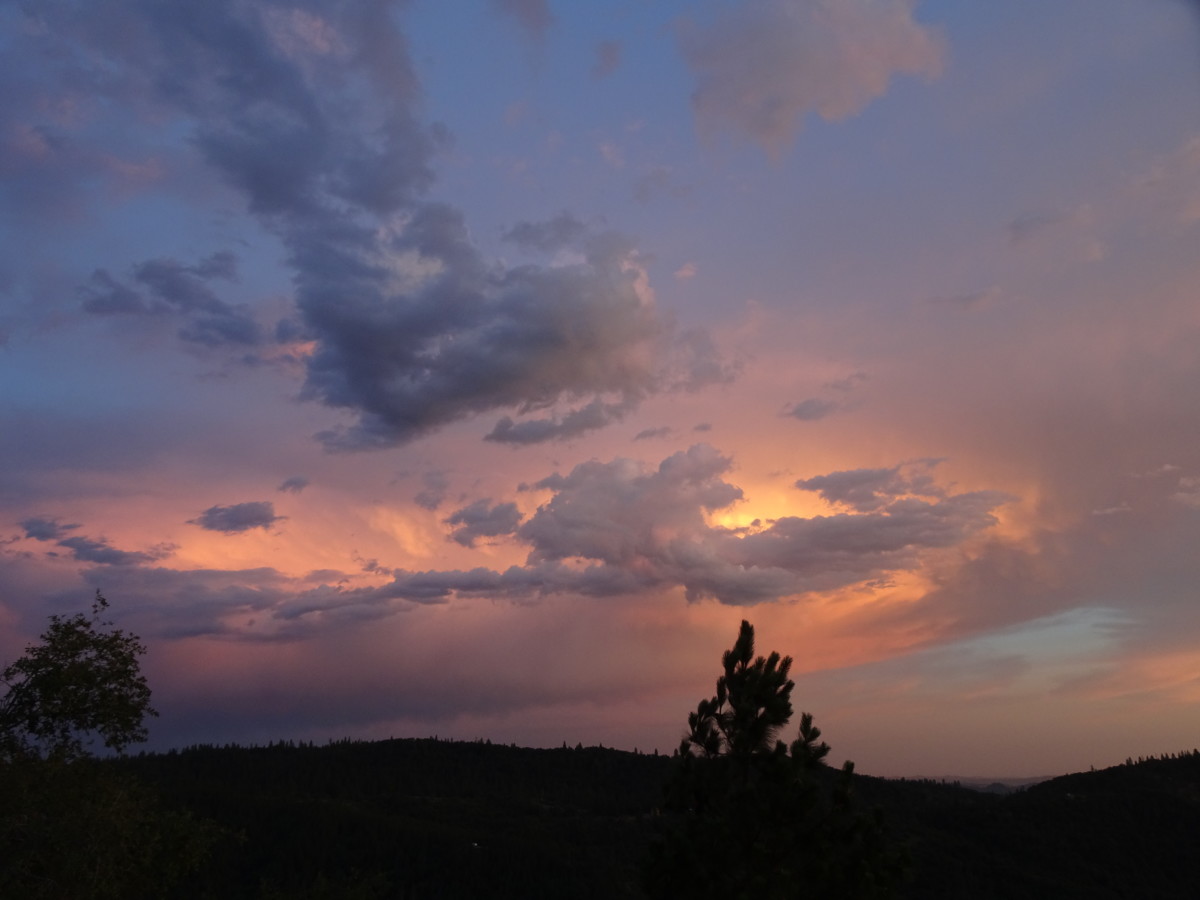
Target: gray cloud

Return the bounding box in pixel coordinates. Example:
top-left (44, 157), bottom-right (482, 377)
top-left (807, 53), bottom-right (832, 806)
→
top-left (80, 271), bottom-right (150, 315)
top-left (55, 535), bottom-right (171, 567)
top-left (634, 426), bottom-right (672, 441)
top-left (190, 501), bottom-right (283, 534)
top-left (25, 1), bottom-right (730, 450)
top-left (677, 0), bottom-right (943, 154)
top-left (20, 517), bottom-right (171, 566)
top-left (669, 327), bottom-right (740, 392)
top-left (278, 476), bottom-right (310, 494)
top-left (304, 210), bottom-right (669, 450)
top-left (444, 499), bottom-right (523, 547)
top-left (81, 252), bottom-right (263, 348)
top-left (501, 211), bottom-right (589, 253)
top-left (60, 564), bottom-right (300, 640)
top-left (21, 517), bottom-right (80, 542)
top-left (485, 397), bottom-right (636, 446)
top-left (13, 447), bottom-right (1009, 640)
top-left (413, 471), bottom-right (450, 511)
top-left (795, 461), bottom-right (943, 512)
top-left (786, 397), bottom-right (839, 421)
top-left (342, 444), bottom-right (1010, 608)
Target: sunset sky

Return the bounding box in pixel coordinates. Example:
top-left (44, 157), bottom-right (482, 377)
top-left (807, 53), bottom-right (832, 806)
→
top-left (3, 0), bottom-right (1200, 777)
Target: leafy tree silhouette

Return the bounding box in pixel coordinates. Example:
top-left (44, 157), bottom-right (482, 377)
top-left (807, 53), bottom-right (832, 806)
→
top-left (0, 592), bottom-right (213, 898)
top-left (1, 591), bottom-right (155, 762)
top-left (643, 620), bottom-right (905, 899)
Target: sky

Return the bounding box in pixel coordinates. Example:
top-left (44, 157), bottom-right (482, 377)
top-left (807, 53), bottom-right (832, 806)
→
top-left (1, 0), bottom-right (1199, 778)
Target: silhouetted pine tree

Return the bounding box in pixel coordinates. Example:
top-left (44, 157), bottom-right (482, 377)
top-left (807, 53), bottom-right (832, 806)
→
top-left (643, 620), bottom-right (905, 899)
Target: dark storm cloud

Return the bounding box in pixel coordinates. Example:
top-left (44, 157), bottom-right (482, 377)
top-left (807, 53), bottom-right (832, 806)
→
top-left (81, 252), bottom-right (263, 347)
top-left (190, 501), bottom-right (283, 534)
top-left (20, 517), bottom-right (171, 566)
top-left (444, 499), bottom-right (523, 547)
top-left (304, 208), bottom-right (667, 450)
top-left (55, 535), bottom-right (171, 566)
top-left (20, 517), bottom-right (80, 542)
top-left (12, 0), bottom-right (721, 450)
top-left (485, 398), bottom-right (635, 445)
top-left (278, 476), bottom-right (309, 494)
top-left (133, 255), bottom-right (236, 314)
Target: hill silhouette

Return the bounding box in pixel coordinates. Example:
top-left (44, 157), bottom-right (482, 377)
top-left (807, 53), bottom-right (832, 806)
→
top-left (105, 739), bottom-right (1200, 898)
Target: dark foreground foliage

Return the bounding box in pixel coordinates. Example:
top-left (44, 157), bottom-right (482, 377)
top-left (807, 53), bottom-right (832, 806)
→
top-left (864, 750), bottom-right (1200, 900)
top-left (92, 739), bottom-right (1200, 899)
top-left (119, 737), bottom-right (672, 899)
top-left (643, 620), bottom-right (905, 899)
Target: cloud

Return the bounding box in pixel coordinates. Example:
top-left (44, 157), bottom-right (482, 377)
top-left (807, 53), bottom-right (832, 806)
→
top-left (501, 211), bottom-right (589, 253)
top-left (319, 445), bottom-right (1010, 608)
top-left (190, 501), bottom-right (283, 534)
top-left (444, 499), bottom-right (523, 547)
top-left (20, 517), bottom-right (171, 566)
top-left (795, 460), bottom-right (942, 512)
top-left (826, 371), bottom-right (868, 392)
top-left (786, 397), bottom-right (840, 421)
top-left (57, 564), bottom-right (305, 640)
top-left (81, 252), bottom-right (263, 348)
top-left (21, 1), bottom-right (725, 450)
top-left (278, 476), bottom-right (310, 494)
top-left (485, 397), bottom-right (636, 445)
top-left (20, 517), bottom-right (80, 542)
top-left (413, 471), bottom-right (450, 511)
top-left (299, 204), bottom-right (671, 451)
top-left (677, 0), bottom-right (944, 154)
top-left (593, 40), bottom-right (621, 79)
top-left (1172, 475), bottom-right (1200, 508)
top-left (634, 426), bottom-right (672, 441)
top-left (668, 327), bottom-right (740, 393)
top-left (55, 535), bottom-right (172, 567)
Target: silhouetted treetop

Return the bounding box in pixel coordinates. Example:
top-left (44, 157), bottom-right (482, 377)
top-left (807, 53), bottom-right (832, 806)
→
top-left (0, 591), bottom-right (155, 761)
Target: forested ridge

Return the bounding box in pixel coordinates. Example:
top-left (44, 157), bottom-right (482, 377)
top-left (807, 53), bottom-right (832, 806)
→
top-left (6, 604), bottom-right (1200, 898)
top-left (100, 739), bottom-right (1200, 899)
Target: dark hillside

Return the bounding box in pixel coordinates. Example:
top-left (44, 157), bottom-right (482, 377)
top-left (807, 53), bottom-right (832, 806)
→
top-left (854, 752), bottom-right (1200, 899)
top-left (111, 742), bottom-right (1200, 899)
top-left (120, 738), bottom-right (671, 899)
